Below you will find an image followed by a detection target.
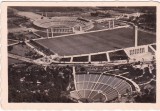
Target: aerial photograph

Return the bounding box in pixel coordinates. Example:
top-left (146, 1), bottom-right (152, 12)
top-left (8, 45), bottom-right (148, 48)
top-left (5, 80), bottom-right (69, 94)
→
top-left (8, 6), bottom-right (156, 103)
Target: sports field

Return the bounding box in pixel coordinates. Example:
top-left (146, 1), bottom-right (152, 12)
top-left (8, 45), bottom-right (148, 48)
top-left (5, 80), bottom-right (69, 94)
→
top-left (35, 28), bottom-right (156, 56)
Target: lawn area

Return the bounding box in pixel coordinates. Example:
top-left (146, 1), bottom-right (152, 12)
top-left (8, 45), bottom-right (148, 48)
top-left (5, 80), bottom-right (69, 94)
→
top-left (25, 33), bottom-right (41, 39)
top-left (8, 44), bottom-right (43, 59)
top-left (8, 58), bottom-right (23, 65)
top-left (8, 40), bottom-right (18, 45)
top-left (9, 44), bottom-right (33, 56)
top-left (35, 28), bottom-right (156, 56)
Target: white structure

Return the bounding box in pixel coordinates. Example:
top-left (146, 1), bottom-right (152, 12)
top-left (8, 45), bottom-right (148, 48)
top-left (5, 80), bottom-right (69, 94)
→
top-left (72, 27), bottom-right (75, 33)
top-left (46, 29), bottom-right (49, 38)
top-left (108, 21), bottom-right (111, 29)
top-left (59, 43), bottom-right (155, 64)
top-left (51, 28), bottom-right (54, 37)
top-left (45, 12), bottom-right (47, 17)
top-left (108, 20), bottom-right (115, 29)
top-left (112, 20), bottom-right (115, 28)
top-left (96, 18), bottom-right (115, 23)
top-left (134, 25), bottom-right (138, 47)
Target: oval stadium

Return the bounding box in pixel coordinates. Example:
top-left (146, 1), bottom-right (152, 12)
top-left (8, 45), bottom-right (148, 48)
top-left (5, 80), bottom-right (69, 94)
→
top-left (33, 17), bottom-right (94, 34)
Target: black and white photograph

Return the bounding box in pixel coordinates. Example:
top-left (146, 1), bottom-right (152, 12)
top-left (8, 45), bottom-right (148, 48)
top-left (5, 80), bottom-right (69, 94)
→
top-left (2, 2), bottom-right (158, 107)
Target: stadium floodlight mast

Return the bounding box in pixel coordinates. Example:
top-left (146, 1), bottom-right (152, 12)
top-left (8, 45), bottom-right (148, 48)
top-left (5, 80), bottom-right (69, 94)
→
top-left (112, 20), bottom-right (114, 28)
top-left (108, 20), bottom-right (115, 29)
top-left (72, 27), bottom-right (75, 33)
top-left (51, 28), bottom-right (54, 37)
top-left (47, 29), bottom-right (49, 38)
top-left (125, 22), bottom-right (138, 47)
top-left (108, 20), bottom-right (110, 29)
top-left (134, 25), bottom-right (138, 47)
top-left (46, 12), bottom-right (47, 17)
top-left (80, 26), bottom-right (82, 32)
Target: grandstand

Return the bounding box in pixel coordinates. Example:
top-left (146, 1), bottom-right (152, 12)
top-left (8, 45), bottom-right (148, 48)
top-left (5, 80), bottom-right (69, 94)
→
top-left (58, 43), bottom-right (155, 64)
top-left (70, 73), bottom-right (140, 102)
top-left (33, 17), bottom-right (94, 37)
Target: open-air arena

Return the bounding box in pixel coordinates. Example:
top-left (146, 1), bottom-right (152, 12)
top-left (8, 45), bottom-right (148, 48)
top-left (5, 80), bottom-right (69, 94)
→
top-left (34, 27), bottom-right (155, 56)
top-left (8, 7), bottom-right (156, 103)
top-left (33, 17), bottom-right (94, 33)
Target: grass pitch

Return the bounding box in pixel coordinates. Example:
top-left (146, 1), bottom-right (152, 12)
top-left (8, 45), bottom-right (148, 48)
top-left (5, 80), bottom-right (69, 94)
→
top-left (35, 28), bottom-right (156, 56)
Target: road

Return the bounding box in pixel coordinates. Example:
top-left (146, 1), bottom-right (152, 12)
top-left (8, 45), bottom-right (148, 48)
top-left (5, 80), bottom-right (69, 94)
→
top-left (8, 53), bottom-right (40, 65)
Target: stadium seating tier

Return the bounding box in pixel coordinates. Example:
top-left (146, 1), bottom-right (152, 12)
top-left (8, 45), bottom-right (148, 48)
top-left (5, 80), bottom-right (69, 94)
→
top-left (70, 74), bottom-right (133, 102)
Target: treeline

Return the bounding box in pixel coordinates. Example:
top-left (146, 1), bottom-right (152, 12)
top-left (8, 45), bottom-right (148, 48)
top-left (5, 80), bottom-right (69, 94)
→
top-left (9, 6), bottom-right (94, 12)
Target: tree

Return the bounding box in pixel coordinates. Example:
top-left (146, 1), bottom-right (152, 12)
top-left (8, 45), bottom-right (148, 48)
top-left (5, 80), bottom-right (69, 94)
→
top-left (8, 46), bottom-right (13, 51)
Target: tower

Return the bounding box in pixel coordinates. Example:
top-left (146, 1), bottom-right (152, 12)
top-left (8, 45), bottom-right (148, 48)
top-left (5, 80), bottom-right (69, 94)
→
top-left (134, 25), bottom-right (138, 47)
top-left (112, 20), bottom-right (114, 28)
top-left (46, 29), bottom-right (49, 38)
top-left (108, 21), bottom-right (111, 29)
top-left (72, 27), bottom-right (75, 33)
top-left (46, 12), bottom-right (47, 17)
top-left (80, 26), bottom-right (82, 32)
top-left (51, 28), bottom-right (54, 37)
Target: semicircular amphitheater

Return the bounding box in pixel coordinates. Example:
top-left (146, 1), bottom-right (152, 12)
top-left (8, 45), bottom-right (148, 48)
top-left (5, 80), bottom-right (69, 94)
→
top-left (70, 73), bottom-right (140, 103)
